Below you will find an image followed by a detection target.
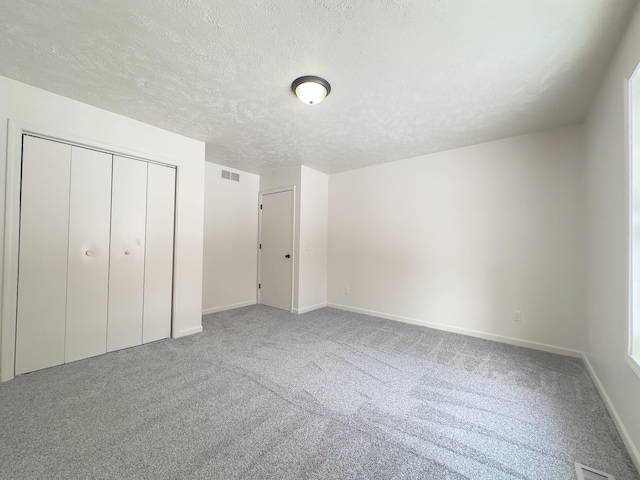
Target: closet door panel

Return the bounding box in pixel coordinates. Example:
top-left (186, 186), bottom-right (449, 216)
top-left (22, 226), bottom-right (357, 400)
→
top-left (107, 156), bottom-right (147, 352)
top-left (15, 136), bottom-right (71, 375)
top-left (143, 164), bottom-right (176, 343)
top-left (65, 147), bottom-right (112, 363)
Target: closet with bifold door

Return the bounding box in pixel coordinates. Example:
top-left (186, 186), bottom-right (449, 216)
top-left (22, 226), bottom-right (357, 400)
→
top-left (15, 135), bottom-right (176, 375)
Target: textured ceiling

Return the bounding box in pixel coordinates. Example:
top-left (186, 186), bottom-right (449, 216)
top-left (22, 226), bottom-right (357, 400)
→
top-left (0, 0), bottom-right (637, 175)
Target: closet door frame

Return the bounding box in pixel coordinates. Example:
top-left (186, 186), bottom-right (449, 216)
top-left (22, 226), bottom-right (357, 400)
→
top-left (1, 121), bottom-right (178, 382)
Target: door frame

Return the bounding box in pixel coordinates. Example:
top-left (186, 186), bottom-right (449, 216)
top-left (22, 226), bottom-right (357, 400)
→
top-left (257, 186), bottom-right (296, 313)
top-left (1, 120), bottom-right (178, 382)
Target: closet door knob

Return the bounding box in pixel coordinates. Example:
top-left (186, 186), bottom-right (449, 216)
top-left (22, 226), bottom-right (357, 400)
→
top-left (124, 250), bottom-right (131, 255)
top-left (85, 250), bottom-right (93, 256)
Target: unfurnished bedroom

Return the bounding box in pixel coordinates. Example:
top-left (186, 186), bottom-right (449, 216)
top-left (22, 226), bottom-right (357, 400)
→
top-left (1, 1), bottom-right (640, 479)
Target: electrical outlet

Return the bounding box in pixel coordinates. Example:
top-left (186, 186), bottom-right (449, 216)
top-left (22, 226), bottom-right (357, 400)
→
top-left (344, 287), bottom-right (350, 295)
top-left (513, 310), bottom-right (522, 322)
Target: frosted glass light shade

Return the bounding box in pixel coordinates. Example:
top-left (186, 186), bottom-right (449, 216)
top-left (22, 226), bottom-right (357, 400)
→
top-left (295, 82), bottom-right (327, 105)
top-left (291, 76), bottom-right (331, 105)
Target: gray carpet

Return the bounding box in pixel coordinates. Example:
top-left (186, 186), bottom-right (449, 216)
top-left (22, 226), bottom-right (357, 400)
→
top-left (1, 305), bottom-right (638, 480)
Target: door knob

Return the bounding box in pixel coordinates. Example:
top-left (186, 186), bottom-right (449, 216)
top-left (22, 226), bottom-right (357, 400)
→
top-left (125, 250), bottom-right (131, 255)
top-left (285, 254), bottom-right (291, 258)
top-left (85, 250), bottom-right (93, 256)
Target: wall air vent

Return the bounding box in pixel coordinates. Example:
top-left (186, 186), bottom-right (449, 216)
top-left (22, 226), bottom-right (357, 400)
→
top-left (221, 170), bottom-right (240, 182)
top-left (575, 463), bottom-right (615, 480)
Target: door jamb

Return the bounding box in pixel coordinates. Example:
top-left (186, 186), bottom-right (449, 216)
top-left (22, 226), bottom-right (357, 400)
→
top-left (257, 186), bottom-right (296, 313)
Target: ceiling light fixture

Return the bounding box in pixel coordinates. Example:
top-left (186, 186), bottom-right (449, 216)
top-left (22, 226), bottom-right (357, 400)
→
top-left (291, 75), bottom-right (331, 105)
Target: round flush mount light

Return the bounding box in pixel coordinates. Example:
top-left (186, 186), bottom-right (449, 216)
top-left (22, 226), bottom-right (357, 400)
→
top-left (291, 75), bottom-right (331, 105)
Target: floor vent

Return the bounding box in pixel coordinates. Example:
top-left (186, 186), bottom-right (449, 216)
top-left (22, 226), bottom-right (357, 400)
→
top-left (221, 170), bottom-right (240, 182)
top-left (575, 463), bottom-right (615, 480)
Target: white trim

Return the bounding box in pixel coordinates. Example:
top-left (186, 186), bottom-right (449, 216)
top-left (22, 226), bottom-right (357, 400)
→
top-left (202, 301), bottom-right (256, 315)
top-left (260, 186), bottom-right (296, 196)
top-left (583, 354), bottom-right (640, 473)
top-left (327, 303), bottom-right (583, 358)
top-left (257, 186), bottom-right (296, 313)
top-left (15, 123), bottom-right (181, 167)
top-left (1, 121), bottom-right (23, 382)
top-left (174, 326), bottom-right (203, 338)
top-left (256, 190), bottom-right (262, 308)
top-left (1, 120), bottom-right (184, 382)
top-left (627, 71), bottom-right (635, 360)
top-left (626, 354), bottom-right (640, 379)
top-left (294, 303), bottom-right (327, 314)
top-left (629, 67), bottom-right (640, 363)
top-left (289, 187), bottom-right (296, 313)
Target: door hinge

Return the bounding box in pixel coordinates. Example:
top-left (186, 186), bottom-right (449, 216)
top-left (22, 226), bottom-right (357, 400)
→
top-left (259, 243), bottom-right (262, 249)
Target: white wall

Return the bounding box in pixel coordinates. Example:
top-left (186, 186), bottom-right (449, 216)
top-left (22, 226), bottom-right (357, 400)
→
top-left (328, 125), bottom-right (585, 354)
top-left (584, 2), bottom-right (640, 468)
top-left (202, 162), bottom-right (259, 314)
top-left (260, 166), bottom-right (301, 193)
top-left (0, 75), bottom-right (205, 381)
top-left (260, 165), bottom-right (328, 313)
top-left (298, 166), bottom-right (329, 313)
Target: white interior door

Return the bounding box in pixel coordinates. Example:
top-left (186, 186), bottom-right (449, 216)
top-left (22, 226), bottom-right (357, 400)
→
top-left (15, 136), bottom-right (71, 375)
top-left (107, 156), bottom-right (147, 352)
top-left (143, 163), bottom-right (176, 343)
top-left (259, 190), bottom-right (294, 311)
top-left (65, 147), bottom-right (112, 363)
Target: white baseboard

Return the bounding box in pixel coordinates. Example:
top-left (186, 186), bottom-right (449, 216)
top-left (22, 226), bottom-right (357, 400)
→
top-left (202, 301), bottom-right (257, 316)
top-left (174, 325), bottom-right (203, 338)
top-left (295, 303), bottom-right (328, 314)
top-left (582, 354), bottom-right (640, 473)
top-left (327, 303), bottom-right (582, 358)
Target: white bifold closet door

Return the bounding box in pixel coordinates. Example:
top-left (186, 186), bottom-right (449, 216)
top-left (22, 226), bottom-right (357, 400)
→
top-left (107, 157), bottom-right (176, 352)
top-left (15, 137), bottom-right (176, 375)
top-left (15, 136), bottom-right (72, 375)
top-left (107, 156), bottom-right (148, 352)
top-left (143, 163), bottom-right (176, 343)
top-left (65, 147), bottom-right (113, 363)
